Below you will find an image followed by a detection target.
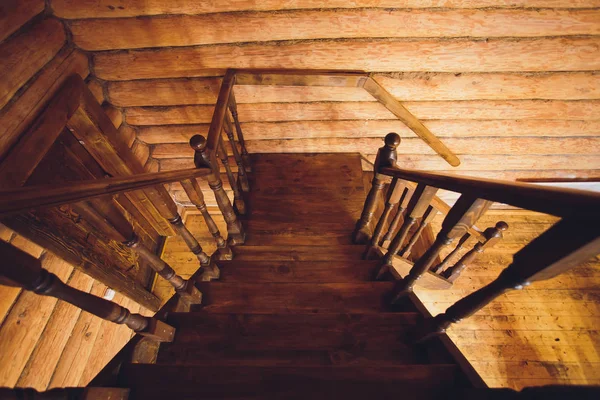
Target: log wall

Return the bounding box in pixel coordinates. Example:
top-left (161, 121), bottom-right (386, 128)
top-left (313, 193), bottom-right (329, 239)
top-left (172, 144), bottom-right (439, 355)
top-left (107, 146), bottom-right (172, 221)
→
top-left (51, 0), bottom-right (600, 186)
top-left (0, 3), bottom-right (153, 391)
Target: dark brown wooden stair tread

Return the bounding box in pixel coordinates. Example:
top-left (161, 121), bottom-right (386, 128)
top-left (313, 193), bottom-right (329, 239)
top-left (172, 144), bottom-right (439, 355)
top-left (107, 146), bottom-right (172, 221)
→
top-left (244, 233), bottom-right (355, 246)
top-left (120, 364), bottom-right (460, 399)
top-left (165, 312), bottom-right (420, 349)
top-left (215, 260), bottom-right (380, 282)
top-left (230, 245), bottom-right (365, 261)
top-left (194, 282), bottom-right (416, 313)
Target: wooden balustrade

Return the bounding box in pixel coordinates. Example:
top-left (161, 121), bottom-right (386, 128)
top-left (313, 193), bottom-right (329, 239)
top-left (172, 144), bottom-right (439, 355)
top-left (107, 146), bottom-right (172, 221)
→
top-left (0, 240), bottom-right (175, 342)
top-left (180, 178), bottom-right (233, 261)
top-left (376, 183), bottom-right (439, 279)
top-left (224, 112), bottom-right (250, 192)
top-left (190, 134), bottom-right (245, 245)
top-left (228, 89), bottom-right (251, 169)
top-left (381, 186), bottom-right (411, 248)
top-left (442, 222), bottom-right (508, 282)
top-left (364, 177), bottom-right (406, 259)
top-left (218, 134), bottom-right (246, 215)
top-left (391, 196), bottom-right (491, 302)
top-left (415, 218), bottom-right (598, 343)
top-left (400, 205), bottom-right (438, 258)
top-left (360, 132), bottom-right (600, 342)
top-left (431, 231), bottom-right (471, 274)
top-left (353, 133), bottom-right (401, 244)
top-left (72, 198), bottom-right (203, 309)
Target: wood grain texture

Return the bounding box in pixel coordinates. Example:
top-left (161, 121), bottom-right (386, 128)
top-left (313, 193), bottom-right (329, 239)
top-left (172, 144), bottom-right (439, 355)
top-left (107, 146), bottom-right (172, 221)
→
top-left (94, 38), bottom-right (600, 80)
top-left (416, 210), bottom-right (600, 389)
top-left (0, 18), bottom-right (66, 109)
top-left (125, 100), bottom-right (600, 125)
top-left (135, 120), bottom-right (600, 144)
top-left (0, 254), bottom-right (73, 387)
top-left (71, 9), bottom-right (600, 50)
top-left (0, 48), bottom-right (89, 161)
top-left (0, 0), bottom-right (45, 42)
top-left (106, 73), bottom-right (600, 105)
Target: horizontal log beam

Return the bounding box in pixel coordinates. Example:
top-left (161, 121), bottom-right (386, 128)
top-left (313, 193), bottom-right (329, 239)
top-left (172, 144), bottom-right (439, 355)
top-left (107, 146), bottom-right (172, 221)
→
top-left (124, 100), bottom-right (600, 125)
top-left (94, 38), bottom-right (600, 80)
top-left (0, 168), bottom-right (210, 217)
top-left (70, 9), bottom-right (600, 51)
top-left (52, 0), bottom-right (600, 19)
top-left (134, 120), bottom-right (600, 144)
top-left (235, 70), bottom-right (367, 87)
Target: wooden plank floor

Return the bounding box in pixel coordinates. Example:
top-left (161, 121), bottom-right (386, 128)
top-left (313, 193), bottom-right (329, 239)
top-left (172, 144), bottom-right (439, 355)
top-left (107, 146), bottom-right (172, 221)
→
top-left (415, 209), bottom-right (600, 389)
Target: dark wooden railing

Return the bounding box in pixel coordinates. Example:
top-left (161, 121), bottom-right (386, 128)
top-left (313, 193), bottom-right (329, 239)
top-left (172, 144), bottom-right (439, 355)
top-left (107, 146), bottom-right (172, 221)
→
top-left (355, 133), bottom-right (600, 341)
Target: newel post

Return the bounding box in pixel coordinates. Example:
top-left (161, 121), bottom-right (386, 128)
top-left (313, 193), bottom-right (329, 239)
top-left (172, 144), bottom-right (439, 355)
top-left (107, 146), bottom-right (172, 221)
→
top-left (352, 133), bottom-right (401, 244)
top-left (190, 134), bottom-right (246, 245)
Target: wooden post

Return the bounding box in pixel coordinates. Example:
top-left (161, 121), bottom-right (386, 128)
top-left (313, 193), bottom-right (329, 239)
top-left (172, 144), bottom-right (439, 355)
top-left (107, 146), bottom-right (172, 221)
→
top-left (442, 221), bottom-right (508, 282)
top-left (218, 134), bottom-right (246, 215)
top-left (73, 199), bottom-right (203, 308)
top-left (375, 183), bottom-right (438, 279)
top-left (381, 186), bottom-right (412, 248)
top-left (390, 196), bottom-right (491, 302)
top-left (224, 113), bottom-right (250, 192)
top-left (228, 89), bottom-right (251, 169)
top-left (190, 134), bottom-right (245, 245)
top-left (0, 240), bottom-right (175, 342)
top-left (431, 232), bottom-right (472, 274)
top-left (414, 218), bottom-right (599, 343)
top-left (400, 205), bottom-right (438, 258)
top-left (353, 133), bottom-right (401, 244)
top-left (180, 178), bottom-right (233, 261)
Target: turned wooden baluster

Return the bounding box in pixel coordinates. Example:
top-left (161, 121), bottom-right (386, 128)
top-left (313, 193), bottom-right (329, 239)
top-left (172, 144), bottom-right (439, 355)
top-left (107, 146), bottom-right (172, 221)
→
top-left (228, 89), bottom-right (251, 168)
top-left (364, 178), bottom-right (407, 258)
top-left (142, 184), bottom-right (217, 276)
top-left (180, 177), bottom-right (233, 261)
top-left (381, 186), bottom-right (412, 248)
top-left (375, 183), bottom-right (438, 279)
top-left (218, 134), bottom-right (246, 215)
top-left (224, 113), bottom-right (250, 192)
top-left (0, 240), bottom-right (175, 342)
top-left (442, 221), bottom-right (509, 282)
top-left (73, 198), bottom-right (205, 307)
top-left (390, 196), bottom-right (491, 302)
top-left (353, 133), bottom-right (401, 244)
top-left (400, 205), bottom-right (438, 258)
top-left (431, 232), bottom-right (472, 274)
top-left (414, 217), bottom-right (599, 342)
top-left (190, 134), bottom-right (245, 245)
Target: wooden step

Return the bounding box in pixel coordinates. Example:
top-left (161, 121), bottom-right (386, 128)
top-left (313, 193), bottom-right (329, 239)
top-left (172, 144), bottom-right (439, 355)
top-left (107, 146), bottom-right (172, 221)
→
top-left (230, 245), bottom-right (365, 261)
top-left (195, 282), bottom-right (415, 313)
top-left (119, 364), bottom-right (460, 399)
top-left (159, 311), bottom-right (426, 366)
top-left (165, 312), bottom-right (420, 349)
top-left (215, 260), bottom-right (379, 283)
top-left (244, 233), bottom-right (355, 246)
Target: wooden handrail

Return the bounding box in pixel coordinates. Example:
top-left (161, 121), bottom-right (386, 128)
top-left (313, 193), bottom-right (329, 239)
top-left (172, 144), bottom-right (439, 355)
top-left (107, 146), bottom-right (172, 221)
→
top-left (379, 166), bottom-right (600, 218)
top-left (0, 167), bottom-right (210, 217)
top-left (356, 133), bottom-right (600, 344)
top-left (0, 240), bottom-right (175, 342)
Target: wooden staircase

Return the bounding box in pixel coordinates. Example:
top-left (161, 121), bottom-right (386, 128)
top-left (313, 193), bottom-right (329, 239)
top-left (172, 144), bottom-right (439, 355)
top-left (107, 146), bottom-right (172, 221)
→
top-left (117, 153), bottom-right (482, 399)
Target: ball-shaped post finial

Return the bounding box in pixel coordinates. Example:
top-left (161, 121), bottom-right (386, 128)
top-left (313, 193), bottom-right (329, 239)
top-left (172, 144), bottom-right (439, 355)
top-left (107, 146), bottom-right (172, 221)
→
top-left (496, 221), bottom-right (509, 231)
top-left (190, 135), bottom-right (207, 152)
top-left (384, 132), bottom-right (401, 149)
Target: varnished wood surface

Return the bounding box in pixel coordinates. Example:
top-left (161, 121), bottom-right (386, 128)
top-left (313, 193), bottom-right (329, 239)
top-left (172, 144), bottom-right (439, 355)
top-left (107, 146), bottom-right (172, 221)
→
top-left (145, 153), bottom-right (478, 398)
top-left (415, 210), bottom-right (600, 389)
